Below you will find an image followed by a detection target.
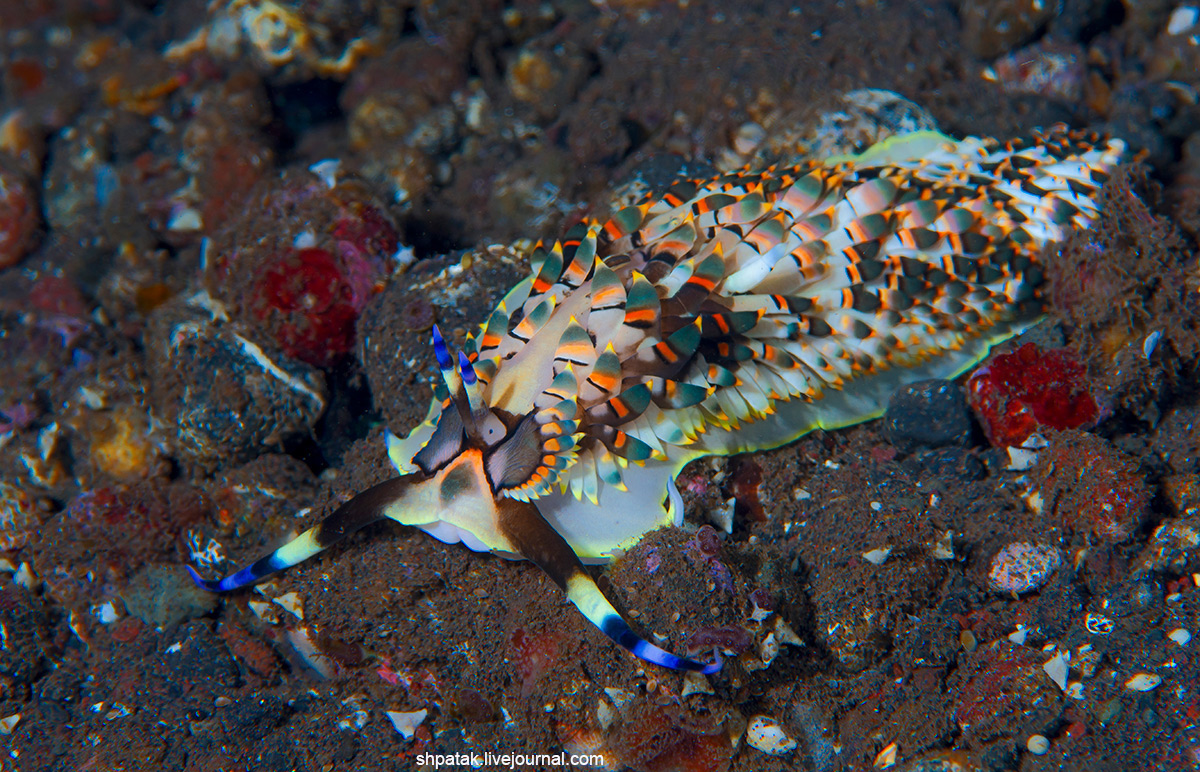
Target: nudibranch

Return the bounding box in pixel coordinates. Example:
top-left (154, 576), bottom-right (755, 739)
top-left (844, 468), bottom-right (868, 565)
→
top-left (190, 126), bottom-right (1123, 674)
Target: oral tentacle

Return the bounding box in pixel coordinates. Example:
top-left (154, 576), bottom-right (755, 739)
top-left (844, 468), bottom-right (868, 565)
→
top-left (188, 476), bottom-right (411, 592)
top-left (497, 498), bottom-right (721, 673)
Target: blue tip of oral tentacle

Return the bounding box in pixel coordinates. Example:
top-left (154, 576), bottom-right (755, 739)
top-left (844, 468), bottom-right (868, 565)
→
top-left (185, 565), bottom-right (223, 592)
top-left (187, 556), bottom-right (284, 593)
top-left (602, 616), bottom-right (723, 674)
top-left (458, 351), bottom-right (477, 386)
top-left (431, 325), bottom-right (452, 371)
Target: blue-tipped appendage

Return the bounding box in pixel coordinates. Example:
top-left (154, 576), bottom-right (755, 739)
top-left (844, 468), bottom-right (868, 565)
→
top-left (601, 616), bottom-right (723, 674)
top-left (186, 552), bottom-right (288, 593)
top-left (431, 324), bottom-right (453, 372)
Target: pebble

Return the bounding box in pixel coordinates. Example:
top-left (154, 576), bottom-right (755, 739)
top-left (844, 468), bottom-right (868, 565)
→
top-left (120, 563), bottom-right (218, 630)
top-left (1169, 628), bottom-right (1191, 646)
top-left (884, 379), bottom-right (973, 452)
top-left (746, 715), bottom-right (798, 756)
top-left (1027, 734), bottom-right (1050, 755)
top-left (960, 0), bottom-right (1056, 58)
top-left (988, 542), bottom-right (1063, 595)
top-left (145, 299), bottom-right (327, 467)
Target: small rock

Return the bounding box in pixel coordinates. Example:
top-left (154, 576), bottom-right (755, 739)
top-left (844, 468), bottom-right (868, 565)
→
top-left (1136, 519), bottom-right (1200, 574)
top-left (0, 585), bottom-right (50, 685)
top-left (0, 158), bottom-right (40, 269)
top-left (1036, 431), bottom-right (1148, 544)
top-left (121, 563), bottom-right (218, 629)
top-left (988, 542), bottom-right (1062, 595)
top-left (885, 379), bottom-right (973, 452)
top-left (960, 0), bottom-right (1056, 58)
top-left (145, 299), bottom-right (327, 468)
top-left (966, 344), bottom-right (1099, 448)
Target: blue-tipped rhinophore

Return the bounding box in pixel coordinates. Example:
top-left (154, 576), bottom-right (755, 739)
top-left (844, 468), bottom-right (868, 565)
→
top-left (431, 325), bottom-right (453, 372)
top-left (458, 350), bottom-right (477, 386)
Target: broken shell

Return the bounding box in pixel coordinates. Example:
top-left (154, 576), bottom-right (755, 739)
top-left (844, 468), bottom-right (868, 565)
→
top-left (1125, 673), bottom-right (1162, 691)
top-left (931, 530), bottom-right (955, 560)
top-left (874, 741), bottom-right (898, 768)
top-left (1169, 628), bottom-right (1191, 646)
top-left (1142, 330), bottom-right (1162, 359)
top-left (284, 626), bottom-right (336, 678)
top-left (759, 631), bottom-right (780, 667)
top-left (1085, 612), bottom-right (1114, 635)
top-left (681, 670), bottom-right (715, 698)
top-left (1167, 5), bottom-right (1199, 35)
top-left (773, 616), bottom-right (804, 647)
top-left (386, 709), bottom-right (428, 740)
top-left (272, 591), bottom-right (304, 620)
top-left (862, 546), bottom-right (893, 565)
top-left (0, 714), bottom-right (19, 735)
top-left (746, 715), bottom-right (797, 756)
top-left (1043, 651), bottom-right (1069, 691)
top-left (0, 483), bottom-right (40, 551)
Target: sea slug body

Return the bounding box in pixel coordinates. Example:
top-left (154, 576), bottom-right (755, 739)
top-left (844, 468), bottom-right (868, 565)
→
top-left (190, 125), bottom-right (1124, 673)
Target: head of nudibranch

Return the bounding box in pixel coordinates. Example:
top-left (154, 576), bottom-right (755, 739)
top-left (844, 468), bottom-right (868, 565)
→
top-left (189, 322), bottom-right (722, 674)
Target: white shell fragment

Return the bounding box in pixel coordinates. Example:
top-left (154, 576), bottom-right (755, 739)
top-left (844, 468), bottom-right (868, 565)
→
top-left (309, 158), bottom-right (341, 189)
top-left (1125, 673), bottom-right (1163, 691)
top-left (272, 592), bottom-right (305, 620)
top-left (862, 546), bottom-right (893, 565)
top-left (1167, 5), bottom-right (1199, 35)
top-left (746, 715), bottom-right (798, 756)
top-left (386, 709), bottom-right (428, 740)
top-left (1085, 612), bottom-right (1115, 635)
top-left (931, 531), bottom-right (955, 560)
top-left (0, 714), bottom-right (19, 735)
top-left (1043, 651), bottom-right (1069, 690)
top-left (1005, 433), bottom-right (1048, 471)
top-left (1027, 734), bottom-right (1050, 755)
top-left (1169, 628), bottom-right (1192, 647)
top-left (681, 670), bottom-right (715, 698)
top-left (1142, 330), bottom-right (1163, 359)
top-left (874, 741), bottom-right (898, 768)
